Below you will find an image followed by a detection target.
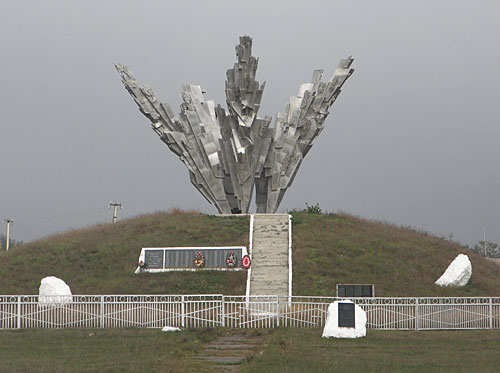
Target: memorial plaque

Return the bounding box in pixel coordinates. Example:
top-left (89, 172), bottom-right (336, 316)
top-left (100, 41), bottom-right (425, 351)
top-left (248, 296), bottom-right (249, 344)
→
top-left (337, 285), bottom-right (346, 297)
top-left (140, 247), bottom-right (247, 271)
top-left (145, 250), bottom-right (164, 269)
top-left (163, 248), bottom-right (243, 268)
top-left (362, 285), bottom-right (373, 297)
top-left (346, 285), bottom-right (355, 297)
top-left (337, 284), bottom-right (374, 298)
top-left (354, 286), bottom-right (362, 297)
top-left (338, 302), bottom-right (355, 328)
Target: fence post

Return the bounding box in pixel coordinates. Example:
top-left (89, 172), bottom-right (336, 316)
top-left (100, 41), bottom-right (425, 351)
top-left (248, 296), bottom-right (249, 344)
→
top-left (489, 297), bottom-right (493, 329)
top-left (221, 296), bottom-right (225, 327)
top-left (276, 297), bottom-right (280, 327)
top-left (100, 295), bottom-right (105, 328)
top-left (415, 298), bottom-right (419, 331)
top-left (181, 295), bottom-right (185, 328)
top-left (17, 296), bottom-right (21, 329)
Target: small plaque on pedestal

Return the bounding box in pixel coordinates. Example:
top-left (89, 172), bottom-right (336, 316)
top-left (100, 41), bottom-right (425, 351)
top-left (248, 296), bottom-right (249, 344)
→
top-left (338, 302), bottom-right (355, 328)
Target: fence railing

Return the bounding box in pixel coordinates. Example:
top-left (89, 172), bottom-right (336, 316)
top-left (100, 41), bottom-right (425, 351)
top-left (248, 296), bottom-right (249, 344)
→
top-left (1, 295), bottom-right (499, 330)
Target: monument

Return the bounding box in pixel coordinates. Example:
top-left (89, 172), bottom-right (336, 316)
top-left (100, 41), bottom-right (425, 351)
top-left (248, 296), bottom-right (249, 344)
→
top-left (115, 36), bottom-right (354, 214)
top-left (322, 300), bottom-right (367, 338)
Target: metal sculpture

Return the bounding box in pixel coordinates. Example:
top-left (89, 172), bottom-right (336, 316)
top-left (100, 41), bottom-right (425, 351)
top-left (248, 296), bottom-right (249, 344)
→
top-left (115, 36), bottom-right (354, 213)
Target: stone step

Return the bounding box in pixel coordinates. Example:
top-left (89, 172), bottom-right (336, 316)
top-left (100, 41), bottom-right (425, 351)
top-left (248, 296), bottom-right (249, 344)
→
top-left (250, 285), bottom-right (288, 290)
top-left (250, 288), bottom-right (288, 294)
top-left (250, 275), bottom-right (288, 280)
top-left (253, 253), bottom-right (288, 257)
top-left (250, 290), bottom-right (288, 296)
top-left (253, 226), bottom-right (288, 231)
top-left (252, 240), bottom-right (288, 246)
top-left (253, 224), bottom-right (288, 228)
top-left (204, 344), bottom-right (255, 350)
top-left (252, 257), bottom-right (288, 263)
top-left (249, 214), bottom-right (290, 298)
top-left (196, 356), bottom-right (246, 364)
top-left (252, 265), bottom-right (287, 270)
top-left (251, 278), bottom-right (288, 283)
top-left (253, 244), bottom-right (288, 249)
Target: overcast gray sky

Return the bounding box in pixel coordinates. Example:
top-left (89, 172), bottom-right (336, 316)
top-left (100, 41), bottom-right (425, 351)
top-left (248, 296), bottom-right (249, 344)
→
top-left (1, 0), bottom-right (498, 246)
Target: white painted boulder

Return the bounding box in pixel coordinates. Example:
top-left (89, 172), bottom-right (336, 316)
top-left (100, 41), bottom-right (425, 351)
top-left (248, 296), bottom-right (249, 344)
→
top-left (322, 300), bottom-right (367, 338)
top-left (435, 254), bottom-right (472, 287)
top-left (161, 326), bottom-right (182, 332)
top-left (38, 276), bottom-right (73, 305)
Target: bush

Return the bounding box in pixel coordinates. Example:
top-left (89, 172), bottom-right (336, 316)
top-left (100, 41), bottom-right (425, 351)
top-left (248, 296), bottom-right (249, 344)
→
top-left (305, 203), bottom-right (322, 214)
top-left (470, 240), bottom-right (500, 258)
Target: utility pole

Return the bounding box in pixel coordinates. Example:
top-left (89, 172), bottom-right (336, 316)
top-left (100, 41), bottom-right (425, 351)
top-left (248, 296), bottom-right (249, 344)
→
top-left (2, 219), bottom-right (14, 251)
top-left (483, 225), bottom-right (487, 256)
top-left (109, 202), bottom-right (122, 223)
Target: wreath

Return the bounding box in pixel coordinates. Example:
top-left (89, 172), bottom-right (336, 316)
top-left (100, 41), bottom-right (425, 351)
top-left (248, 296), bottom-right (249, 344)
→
top-left (193, 251), bottom-right (205, 268)
top-left (226, 251), bottom-right (238, 268)
top-left (241, 255), bottom-right (251, 269)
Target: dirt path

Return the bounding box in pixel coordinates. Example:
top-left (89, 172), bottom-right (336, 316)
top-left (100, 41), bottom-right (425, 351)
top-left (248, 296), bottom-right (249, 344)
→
top-left (196, 329), bottom-right (271, 372)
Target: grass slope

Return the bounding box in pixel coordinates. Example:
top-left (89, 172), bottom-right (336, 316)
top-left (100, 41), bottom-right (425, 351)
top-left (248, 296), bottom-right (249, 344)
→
top-left (0, 210), bottom-right (248, 295)
top-left (291, 212), bottom-right (500, 296)
top-left (1, 209), bottom-right (499, 296)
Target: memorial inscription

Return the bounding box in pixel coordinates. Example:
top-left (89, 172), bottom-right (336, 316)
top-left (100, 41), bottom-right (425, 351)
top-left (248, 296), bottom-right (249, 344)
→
top-left (138, 246), bottom-right (249, 272)
top-left (338, 302), bottom-right (355, 328)
top-left (144, 250), bottom-right (164, 269)
top-left (337, 284), bottom-right (374, 297)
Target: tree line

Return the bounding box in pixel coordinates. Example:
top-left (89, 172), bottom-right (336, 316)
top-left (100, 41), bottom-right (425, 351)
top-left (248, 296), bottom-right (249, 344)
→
top-left (470, 241), bottom-right (500, 258)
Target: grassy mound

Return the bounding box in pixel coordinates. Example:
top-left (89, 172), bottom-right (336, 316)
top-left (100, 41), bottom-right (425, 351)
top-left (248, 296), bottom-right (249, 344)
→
top-left (291, 212), bottom-right (500, 296)
top-left (1, 209), bottom-right (498, 296)
top-left (0, 210), bottom-right (248, 295)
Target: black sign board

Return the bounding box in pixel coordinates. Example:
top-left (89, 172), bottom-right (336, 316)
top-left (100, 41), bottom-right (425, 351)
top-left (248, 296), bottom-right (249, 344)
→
top-left (361, 285), bottom-right (372, 297)
top-left (338, 302), bottom-right (355, 328)
top-left (145, 250), bottom-right (164, 269)
top-left (337, 284), bottom-right (374, 297)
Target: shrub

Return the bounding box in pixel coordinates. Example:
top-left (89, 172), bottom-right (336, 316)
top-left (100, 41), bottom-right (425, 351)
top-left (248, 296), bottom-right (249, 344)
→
top-left (305, 203), bottom-right (322, 214)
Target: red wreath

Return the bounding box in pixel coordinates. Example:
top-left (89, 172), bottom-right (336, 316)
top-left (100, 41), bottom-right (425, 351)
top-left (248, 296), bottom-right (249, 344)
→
top-left (226, 251), bottom-right (238, 268)
top-left (241, 255), bottom-right (251, 269)
top-left (194, 251), bottom-right (205, 268)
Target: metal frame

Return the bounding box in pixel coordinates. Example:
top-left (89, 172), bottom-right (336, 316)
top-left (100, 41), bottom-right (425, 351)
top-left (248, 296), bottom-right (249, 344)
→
top-left (1, 295), bottom-right (499, 330)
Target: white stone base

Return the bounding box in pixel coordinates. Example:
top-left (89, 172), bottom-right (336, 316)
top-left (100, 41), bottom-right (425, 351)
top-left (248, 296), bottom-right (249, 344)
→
top-left (322, 300), bottom-right (367, 338)
top-left (38, 276), bottom-right (73, 305)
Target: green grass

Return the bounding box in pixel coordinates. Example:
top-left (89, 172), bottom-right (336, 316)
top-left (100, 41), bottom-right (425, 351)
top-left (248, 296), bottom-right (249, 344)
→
top-left (0, 328), bottom-right (222, 372)
top-left (3, 211), bottom-right (500, 372)
top-left (242, 328), bottom-right (500, 372)
top-left (1, 209), bottom-right (499, 297)
top-left (2, 328), bottom-right (500, 372)
top-left (290, 211), bottom-right (500, 296)
top-left (0, 210), bottom-right (248, 295)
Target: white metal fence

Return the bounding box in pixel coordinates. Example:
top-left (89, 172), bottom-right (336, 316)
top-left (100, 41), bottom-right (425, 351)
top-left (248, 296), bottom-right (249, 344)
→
top-left (1, 295), bottom-right (499, 330)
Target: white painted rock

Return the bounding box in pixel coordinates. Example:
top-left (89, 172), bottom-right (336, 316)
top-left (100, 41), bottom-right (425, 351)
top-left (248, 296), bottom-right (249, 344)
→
top-left (435, 254), bottom-right (472, 287)
top-left (38, 276), bottom-right (73, 305)
top-left (322, 300), bottom-right (367, 338)
top-left (161, 326), bottom-right (182, 332)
